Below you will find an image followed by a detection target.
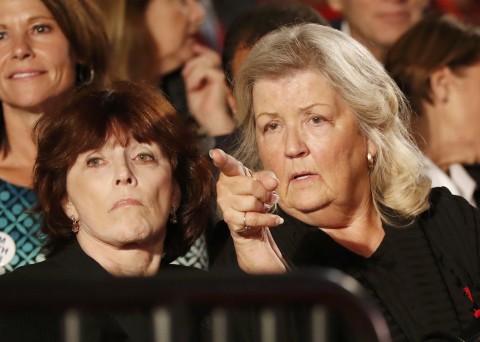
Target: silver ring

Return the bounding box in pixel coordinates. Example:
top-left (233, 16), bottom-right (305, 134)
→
top-left (242, 212), bottom-right (251, 232)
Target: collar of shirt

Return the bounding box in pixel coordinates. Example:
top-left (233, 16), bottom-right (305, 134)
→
top-left (423, 156), bottom-right (477, 207)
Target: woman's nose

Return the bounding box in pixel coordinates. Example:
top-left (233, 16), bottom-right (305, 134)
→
top-left (11, 34), bottom-right (33, 60)
top-left (114, 164), bottom-right (138, 186)
top-left (284, 127), bottom-right (308, 158)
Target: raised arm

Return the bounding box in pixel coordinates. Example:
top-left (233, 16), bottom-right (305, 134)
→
top-left (210, 148), bottom-right (288, 273)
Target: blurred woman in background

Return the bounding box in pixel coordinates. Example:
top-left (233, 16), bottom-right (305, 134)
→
top-left (0, 0), bottom-right (109, 273)
top-left (385, 14), bottom-right (480, 207)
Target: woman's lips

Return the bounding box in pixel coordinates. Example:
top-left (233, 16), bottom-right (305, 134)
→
top-left (109, 198), bottom-right (142, 212)
top-left (290, 172), bottom-right (318, 182)
top-left (377, 11), bottom-right (409, 24)
top-left (9, 70), bottom-right (46, 80)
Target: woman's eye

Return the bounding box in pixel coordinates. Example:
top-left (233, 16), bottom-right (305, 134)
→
top-left (264, 122), bottom-right (279, 132)
top-left (0, 32), bottom-right (6, 40)
top-left (86, 158), bottom-right (103, 167)
top-left (32, 24), bottom-right (51, 34)
top-left (309, 116), bottom-right (325, 125)
top-left (136, 153), bottom-right (155, 162)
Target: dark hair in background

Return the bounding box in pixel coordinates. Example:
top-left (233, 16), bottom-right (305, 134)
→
top-left (33, 81), bottom-right (214, 261)
top-left (221, 0), bottom-right (329, 88)
top-left (385, 14), bottom-right (480, 116)
top-left (0, 0), bottom-right (110, 155)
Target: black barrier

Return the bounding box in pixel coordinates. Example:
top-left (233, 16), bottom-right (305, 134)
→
top-left (0, 268), bottom-right (391, 342)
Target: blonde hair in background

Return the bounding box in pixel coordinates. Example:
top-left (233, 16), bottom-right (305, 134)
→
top-left (96, 0), bottom-right (159, 84)
top-left (233, 23), bottom-right (431, 226)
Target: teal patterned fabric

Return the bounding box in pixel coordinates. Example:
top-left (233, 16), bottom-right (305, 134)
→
top-left (171, 234), bottom-right (209, 270)
top-left (0, 179), bottom-right (45, 274)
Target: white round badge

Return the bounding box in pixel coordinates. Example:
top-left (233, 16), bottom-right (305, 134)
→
top-left (0, 232), bottom-right (16, 267)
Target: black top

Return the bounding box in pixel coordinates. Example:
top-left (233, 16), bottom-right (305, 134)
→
top-left (212, 187), bottom-right (480, 341)
top-left (0, 241), bottom-right (201, 342)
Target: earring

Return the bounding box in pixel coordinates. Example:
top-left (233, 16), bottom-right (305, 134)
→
top-left (71, 216), bottom-right (79, 233)
top-left (169, 206), bottom-right (178, 224)
top-left (76, 64), bottom-right (95, 86)
top-left (367, 152), bottom-right (375, 170)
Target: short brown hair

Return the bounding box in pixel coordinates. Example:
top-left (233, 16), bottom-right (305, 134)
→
top-left (385, 14), bottom-right (480, 116)
top-left (33, 81), bottom-right (214, 261)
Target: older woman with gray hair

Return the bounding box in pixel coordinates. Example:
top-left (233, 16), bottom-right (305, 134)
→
top-left (210, 23), bottom-right (480, 341)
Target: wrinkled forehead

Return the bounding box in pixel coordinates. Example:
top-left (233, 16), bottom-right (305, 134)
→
top-left (67, 120), bottom-right (160, 163)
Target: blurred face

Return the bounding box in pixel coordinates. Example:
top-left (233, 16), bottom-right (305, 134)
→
top-left (227, 46), bottom-right (252, 114)
top-left (64, 137), bottom-right (179, 249)
top-left (445, 62), bottom-right (480, 147)
top-left (146, 0), bottom-right (205, 75)
top-left (328, 0), bottom-right (428, 61)
top-left (253, 69), bottom-right (373, 227)
top-left (0, 0), bottom-right (77, 113)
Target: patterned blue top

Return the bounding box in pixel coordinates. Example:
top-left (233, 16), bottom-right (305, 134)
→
top-left (0, 179), bottom-right (45, 274)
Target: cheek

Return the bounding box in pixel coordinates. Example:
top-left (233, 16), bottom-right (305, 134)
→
top-left (158, 33), bottom-right (183, 60)
top-left (68, 181), bottom-right (100, 213)
top-left (147, 173), bottom-right (174, 202)
top-left (156, 16), bottom-right (188, 54)
top-left (49, 38), bottom-right (75, 65)
top-left (257, 142), bottom-right (278, 171)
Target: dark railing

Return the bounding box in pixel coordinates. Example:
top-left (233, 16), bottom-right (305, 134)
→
top-left (0, 268), bottom-right (391, 342)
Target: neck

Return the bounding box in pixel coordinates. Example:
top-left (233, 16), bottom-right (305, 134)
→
top-left (283, 192), bottom-right (384, 258)
top-left (349, 29), bottom-right (386, 64)
top-left (416, 106), bottom-right (480, 170)
top-left (77, 233), bottom-right (164, 277)
top-left (319, 200), bottom-right (385, 258)
top-left (318, 204), bottom-right (384, 258)
top-left (0, 105), bottom-right (39, 187)
top-left (2, 104), bottom-right (39, 152)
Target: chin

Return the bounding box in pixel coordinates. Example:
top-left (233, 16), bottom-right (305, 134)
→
top-left (283, 200), bottom-right (328, 215)
top-left (115, 225), bottom-right (148, 240)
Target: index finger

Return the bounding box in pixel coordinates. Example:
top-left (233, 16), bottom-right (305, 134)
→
top-left (209, 148), bottom-right (248, 177)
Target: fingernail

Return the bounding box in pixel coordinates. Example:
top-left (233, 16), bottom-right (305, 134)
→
top-left (271, 192), bottom-right (280, 204)
top-left (208, 149), bottom-right (214, 159)
top-left (275, 216), bottom-right (284, 225)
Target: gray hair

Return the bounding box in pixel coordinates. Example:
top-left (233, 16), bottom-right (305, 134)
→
top-left (233, 23), bottom-right (431, 225)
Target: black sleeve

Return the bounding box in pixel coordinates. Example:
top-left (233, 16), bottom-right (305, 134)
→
top-left (208, 220), bottom-right (244, 272)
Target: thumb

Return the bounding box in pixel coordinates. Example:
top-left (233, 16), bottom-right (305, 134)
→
top-left (254, 171), bottom-right (279, 192)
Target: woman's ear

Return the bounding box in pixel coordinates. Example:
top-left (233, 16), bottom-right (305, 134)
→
top-left (62, 198), bottom-right (78, 219)
top-left (429, 66), bottom-right (452, 104)
top-left (367, 138), bottom-right (378, 158)
top-left (226, 88), bottom-right (237, 116)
